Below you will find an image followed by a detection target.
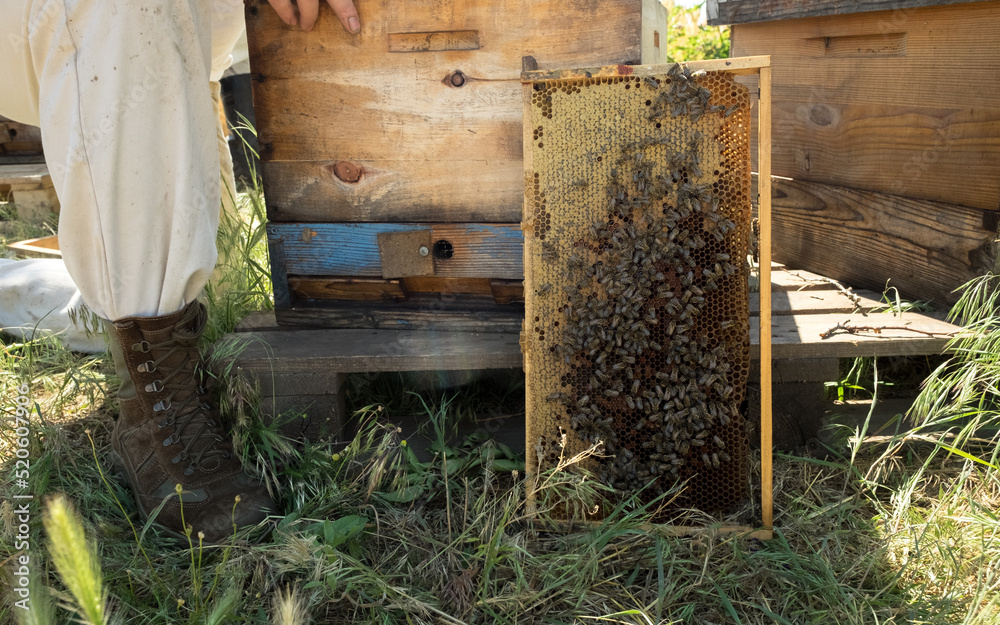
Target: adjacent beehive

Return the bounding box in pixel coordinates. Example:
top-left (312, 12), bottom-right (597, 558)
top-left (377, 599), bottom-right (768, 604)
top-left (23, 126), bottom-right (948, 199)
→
top-left (244, 0), bottom-right (667, 331)
top-left (523, 58), bottom-right (771, 516)
top-left (709, 0), bottom-right (1000, 306)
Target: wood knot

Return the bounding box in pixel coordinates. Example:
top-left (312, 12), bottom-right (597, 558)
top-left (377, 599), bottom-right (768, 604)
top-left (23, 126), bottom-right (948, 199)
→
top-left (331, 161), bottom-right (363, 183)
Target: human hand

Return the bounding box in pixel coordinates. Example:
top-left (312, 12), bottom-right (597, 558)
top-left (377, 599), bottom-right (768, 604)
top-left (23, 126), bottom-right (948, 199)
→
top-left (266, 0), bottom-right (361, 33)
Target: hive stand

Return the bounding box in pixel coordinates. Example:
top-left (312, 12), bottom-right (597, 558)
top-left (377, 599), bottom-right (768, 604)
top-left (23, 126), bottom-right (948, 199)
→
top-left (222, 265), bottom-right (958, 458)
top-left (0, 163), bottom-right (59, 224)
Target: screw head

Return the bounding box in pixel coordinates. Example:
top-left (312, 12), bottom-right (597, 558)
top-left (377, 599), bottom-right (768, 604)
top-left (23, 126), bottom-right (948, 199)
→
top-left (418, 246), bottom-right (430, 257)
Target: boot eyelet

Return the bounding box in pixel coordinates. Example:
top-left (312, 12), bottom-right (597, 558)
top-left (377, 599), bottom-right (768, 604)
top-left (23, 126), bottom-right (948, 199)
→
top-left (132, 340), bottom-right (151, 353)
top-left (145, 380), bottom-right (164, 392)
top-left (162, 434), bottom-right (176, 446)
top-left (157, 417), bottom-right (175, 428)
top-left (207, 418), bottom-right (217, 427)
top-left (201, 402), bottom-right (212, 411)
top-left (153, 400), bottom-right (172, 412)
top-left (184, 465), bottom-right (195, 476)
top-left (172, 451), bottom-right (187, 464)
top-left (138, 360), bottom-right (157, 373)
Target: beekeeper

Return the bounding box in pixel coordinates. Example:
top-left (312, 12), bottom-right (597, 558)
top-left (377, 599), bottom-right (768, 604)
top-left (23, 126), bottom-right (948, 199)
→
top-left (0, 0), bottom-right (361, 542)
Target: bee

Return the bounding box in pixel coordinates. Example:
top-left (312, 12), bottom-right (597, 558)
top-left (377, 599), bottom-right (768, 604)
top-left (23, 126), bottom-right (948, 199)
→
top-left (546, 392), bottom-right (567, 402)
top-left (537, 283), bottom-right (552, 294)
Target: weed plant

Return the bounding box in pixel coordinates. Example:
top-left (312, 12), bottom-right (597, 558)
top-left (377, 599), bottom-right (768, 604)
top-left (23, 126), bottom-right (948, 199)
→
top-left (2, 189), bottom-right (999, 624)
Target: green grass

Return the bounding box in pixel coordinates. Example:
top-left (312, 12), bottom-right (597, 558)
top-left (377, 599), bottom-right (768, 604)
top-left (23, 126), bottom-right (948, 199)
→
top-left (2, 186), bottom-right (1000, 624)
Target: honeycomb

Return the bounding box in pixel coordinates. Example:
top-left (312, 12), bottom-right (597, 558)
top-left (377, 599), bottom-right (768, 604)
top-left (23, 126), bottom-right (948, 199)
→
top-left (524, 64), bottom-right (753, 515)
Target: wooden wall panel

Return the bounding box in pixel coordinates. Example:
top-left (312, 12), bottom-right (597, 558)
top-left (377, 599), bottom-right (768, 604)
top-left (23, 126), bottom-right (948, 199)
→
top-left (709, 0), bottom-right (995, 24)
top-left (261, 159), bottom-right (521, 222)
top-left (245, 0), bottom-right (662, 223)
top-left (769, 176), bottom-right (997, 305)
top-left (731, 2), bottom-right (1000, 210)
top-left (269, 222), bottom-right (523, 279)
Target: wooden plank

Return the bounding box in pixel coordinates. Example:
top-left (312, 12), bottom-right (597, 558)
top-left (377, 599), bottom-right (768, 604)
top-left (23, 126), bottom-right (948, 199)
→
top-left (245, 0), bottom-right (649, 221)
top-left (708, 0), bottom-right (996, 25)
top-left (235, 311), bottom-right (281, 332)
top-left (730, 3), bottom-right (1000, 210)
top-left (289, 277), bottom-right (887, 312)
top-left (758, 63), bottom-right (773, 531)
top-left (403, 277), bottom-right (493, 295)
top-left (387, 30), bottom-right (480, 53)
top-left (769, 177), bottom-right (996, 306)
top-left (270, 223), bottom-right (523, 279)
top-left (641, 0), bottom-right (669, 65)
top-left (491, 279), bottom-right (524, 305)
top-left (288, 277), bottom-right (408, 301)
top-left (260, 159), bottom-right (522, 223)
top-left (275, 301), bottom-right (524, 333)
top-left (7, 235), bottom-right (61, 259)
top-left (0, 121), bottom-right (43, 155)
top-left (769, 267), bottom-right (840, 291)
top-left (0, 163), bottom-right (49, 184)
top-left (226, 307), bottom-right (958, 374)
top-left (226, 328), bottom-right (525, 373)
top-left (749, 289), bottom-right (885, 315)
top-left (749, 310), bottom-right (958, 359)
top-left (521, 56), bottom-right (772, 82)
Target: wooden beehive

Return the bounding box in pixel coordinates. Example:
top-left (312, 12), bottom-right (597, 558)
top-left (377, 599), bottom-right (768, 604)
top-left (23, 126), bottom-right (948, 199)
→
top-left (244, 0), bottom-right (668, 331)
top-left (708, 0), bottom-right (1000, 305)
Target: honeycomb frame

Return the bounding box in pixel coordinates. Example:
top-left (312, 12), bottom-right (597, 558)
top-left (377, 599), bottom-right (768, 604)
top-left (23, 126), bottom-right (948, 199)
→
top-left (522, 57), bottom-right (773, 530)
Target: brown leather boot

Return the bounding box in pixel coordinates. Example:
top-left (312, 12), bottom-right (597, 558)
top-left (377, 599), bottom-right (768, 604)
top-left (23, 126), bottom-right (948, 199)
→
top-left (104, 301), bottom-right (275, 543)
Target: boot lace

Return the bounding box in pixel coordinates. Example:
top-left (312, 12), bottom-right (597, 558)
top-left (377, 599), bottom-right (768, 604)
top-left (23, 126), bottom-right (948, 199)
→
top-left (135, 307), bottom-right (232, 475)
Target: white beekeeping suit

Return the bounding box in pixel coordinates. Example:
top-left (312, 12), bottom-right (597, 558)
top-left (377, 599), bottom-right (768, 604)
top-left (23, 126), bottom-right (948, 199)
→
top-left (0, 0), bottom-right (246, 320)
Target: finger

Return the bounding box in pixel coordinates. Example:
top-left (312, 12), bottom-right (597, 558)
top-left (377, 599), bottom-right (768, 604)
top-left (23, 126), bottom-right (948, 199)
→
top-left (327, 0), bottom-right (361, 34)
top-left (297, 0), bottom-right (320, 31)
top-left (266, 0), bottom-right (298, 26)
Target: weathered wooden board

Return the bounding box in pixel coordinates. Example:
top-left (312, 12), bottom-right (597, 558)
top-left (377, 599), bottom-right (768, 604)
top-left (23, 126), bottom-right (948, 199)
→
top-left (769, 267), bottom-right (843, 291)
top-left (751, 310), bottom-right (957, 359)
top-left (729, 2), bottom-right (1000, 210)
top-left (749, 289), bottom-right (884, 315)
top-left (275, 300), bottom-right (524, 332)
top-left (225, 328), bottom-right (524, 373)
top-left (0, 118), bottom-right (43, 156)
top-left (0, 163), bottom-right (50, 185)
top-left (229, 307), bottom-right (957, 374)
top-left (269, 222), bottom-right (523, 279)
top-left (769, 177), bottom-right (996, 306)
top-left (245, 0), bottom-right (667, 223)
top-left (261, 160), bottom-right (522, 223)
top-left (708, 0), bottom-right (996, 24)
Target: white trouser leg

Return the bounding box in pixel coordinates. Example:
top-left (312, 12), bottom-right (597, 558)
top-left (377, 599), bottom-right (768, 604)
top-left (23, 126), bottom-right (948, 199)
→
top-left (0, 0), bottom-right (244, 321)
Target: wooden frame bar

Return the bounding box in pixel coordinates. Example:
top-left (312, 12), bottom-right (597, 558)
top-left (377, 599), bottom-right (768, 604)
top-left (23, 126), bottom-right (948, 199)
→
top-left (758, 64), bottom-right (773, 537)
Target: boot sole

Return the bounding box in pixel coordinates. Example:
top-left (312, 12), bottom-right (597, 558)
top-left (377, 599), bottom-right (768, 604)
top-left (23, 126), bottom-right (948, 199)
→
top-left (107, 449), bottom-right (191, 544)
top-left (106, 450), bottom-right (273, 545)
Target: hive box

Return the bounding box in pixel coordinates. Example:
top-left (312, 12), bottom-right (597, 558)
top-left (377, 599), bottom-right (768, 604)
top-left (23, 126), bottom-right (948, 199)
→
top-left (709, 0), bottom-right (1000, 305)
top-left (244, 0), bottom-right (668, 330)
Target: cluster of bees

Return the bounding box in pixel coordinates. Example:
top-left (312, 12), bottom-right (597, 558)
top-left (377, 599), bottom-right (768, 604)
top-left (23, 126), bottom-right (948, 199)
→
top-left (543, 65), bottom-right (745, 492)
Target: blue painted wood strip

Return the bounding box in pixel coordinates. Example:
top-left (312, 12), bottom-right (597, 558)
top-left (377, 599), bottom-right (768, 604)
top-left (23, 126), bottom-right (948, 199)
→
top-left (269, 223), bottom-right (524, 279)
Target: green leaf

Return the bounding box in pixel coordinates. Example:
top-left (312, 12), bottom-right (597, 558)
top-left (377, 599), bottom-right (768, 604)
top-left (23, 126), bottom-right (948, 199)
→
top-left (492, 459), bottom-right (525, 472)
top-left (378, 484), bottom-right (425, 503)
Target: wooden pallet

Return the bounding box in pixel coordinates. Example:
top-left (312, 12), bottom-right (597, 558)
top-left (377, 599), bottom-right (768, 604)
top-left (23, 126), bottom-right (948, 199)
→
top-left (0, 163), bottom-right (59, 223)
